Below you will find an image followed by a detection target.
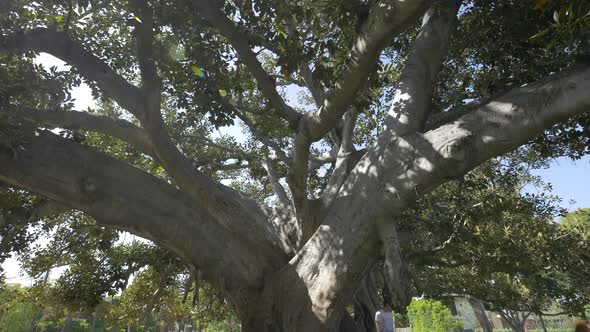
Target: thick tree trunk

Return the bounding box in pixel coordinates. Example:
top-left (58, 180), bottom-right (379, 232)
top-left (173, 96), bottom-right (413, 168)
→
top-left (514, 325), bottom-right (525, 332)
top-left (231, 265), bottom-right (385, 332)
top-left (230, 267), bottom-right (342, 332)
top-left (352, 280), bottom-right (379, 332)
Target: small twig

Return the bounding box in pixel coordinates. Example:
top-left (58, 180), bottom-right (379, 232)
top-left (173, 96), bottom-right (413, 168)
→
top-left (64, 0), bottom-right (73, 34)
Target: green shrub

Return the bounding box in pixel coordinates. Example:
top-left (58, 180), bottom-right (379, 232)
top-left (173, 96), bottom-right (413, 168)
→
top-left (0, 302), bottom-right (34, 332)
top-left (407, 299), bottom-right (463, 332)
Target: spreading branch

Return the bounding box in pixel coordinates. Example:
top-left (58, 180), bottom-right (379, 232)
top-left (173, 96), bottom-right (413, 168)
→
top-left (130, 0), bottom-right (161, 98)
top-left (193, 0), bottom-right (301, 128)
top-left (299, 0), bottom-right (430, 141)
top-left (116, 4), bottom-right (280, 251)
top-left (293, 65), bottom-right (590, 321)
top-left (285, 0), bottom-right (430, 222)
top-left (283, 18), bottom-right (327, 107)
top-left (298, 63), bottom-right (326, 106)
top-left (386, 0), bottom-right (461, 134)
top-left (320, 108), bottom-right (358, 205)
top-left (309, 149), bottom-right (338, 170)
top-left (0, 28), bottom-right (145, 118)
top-left (233, 110), bottom-right (290, 164)
top-left (3, 105), bottom-right (155, 156)
top-left (286, 132), bottom-right (311, 220)
top-left (0, 129), bottom-right (288, 288)
top-left (424, 100), bottom-right (485, 131)
top-left (261, 152), bottom-right (291, 207)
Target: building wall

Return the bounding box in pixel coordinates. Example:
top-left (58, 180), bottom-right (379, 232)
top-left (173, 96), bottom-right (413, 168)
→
top-left (489, 312), bottom-right (507, 329)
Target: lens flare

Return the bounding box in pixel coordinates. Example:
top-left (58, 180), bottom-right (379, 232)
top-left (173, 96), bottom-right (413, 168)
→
top-left (191, 65), bottom-right (207, 79)
top-left (218, 89), bottom-right (228, 97)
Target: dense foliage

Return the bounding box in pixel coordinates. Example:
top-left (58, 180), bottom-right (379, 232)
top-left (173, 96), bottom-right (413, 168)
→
top-left (404, 160), bottom-right (590, 317)
top-left (0, 274), bottom-right (239, 331)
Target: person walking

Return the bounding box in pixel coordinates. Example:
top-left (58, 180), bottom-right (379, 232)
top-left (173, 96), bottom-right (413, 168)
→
top-left (375, 298), bottom-right (395, 332)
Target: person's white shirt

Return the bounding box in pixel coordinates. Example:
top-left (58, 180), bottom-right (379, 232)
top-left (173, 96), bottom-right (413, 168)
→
top-left (375, 309), bottom-right (395, 332)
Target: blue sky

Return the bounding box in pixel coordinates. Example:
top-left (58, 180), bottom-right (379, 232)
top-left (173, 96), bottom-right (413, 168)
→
top-left (529, 156), bottom-right (590, 211)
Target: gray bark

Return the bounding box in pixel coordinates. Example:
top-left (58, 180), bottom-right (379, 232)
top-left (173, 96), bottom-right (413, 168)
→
top-left (0, 130), bottom-right (284, 291)
top-left (298, 0), bottom-right (431, 141)
top-left (0, 28), bottom-right (144, 116)
top-left (352, 270), bottom-right (380, 332)
top-left (386, 0), bottom-right (461, 132)
top-left (378, 219), bottom-right (412, 310)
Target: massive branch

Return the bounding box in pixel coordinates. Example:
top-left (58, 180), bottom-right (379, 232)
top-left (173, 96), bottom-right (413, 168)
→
top-left (114, 4), bottom-right (290, 259)
top-left (386, 0), bottom-right (460, 133)
top-left (0, 129), bottom-right (288, 289)
top-left (8, 19), bottom-right (290, 266)
top-left (286, 0), bottom-right (430, 225)
top-left (289, 65), bottom-right (590, 327)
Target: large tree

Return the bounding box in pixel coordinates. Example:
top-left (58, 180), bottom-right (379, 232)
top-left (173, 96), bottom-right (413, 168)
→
top-left (1, 0), bottom-right (589, 331)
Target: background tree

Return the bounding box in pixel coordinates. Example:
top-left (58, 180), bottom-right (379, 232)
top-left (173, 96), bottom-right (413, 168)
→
top-left (404, 162), bottom-right (590, 331)
top-left (1, 0), bottom-right (589, 331)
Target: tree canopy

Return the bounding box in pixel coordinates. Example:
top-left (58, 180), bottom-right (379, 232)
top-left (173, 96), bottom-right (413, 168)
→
top-left (1, 0), bottom-right (589, 331)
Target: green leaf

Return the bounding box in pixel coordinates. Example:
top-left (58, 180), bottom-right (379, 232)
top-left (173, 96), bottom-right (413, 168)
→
top-left (530, 28), bottom-right (550, 39)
